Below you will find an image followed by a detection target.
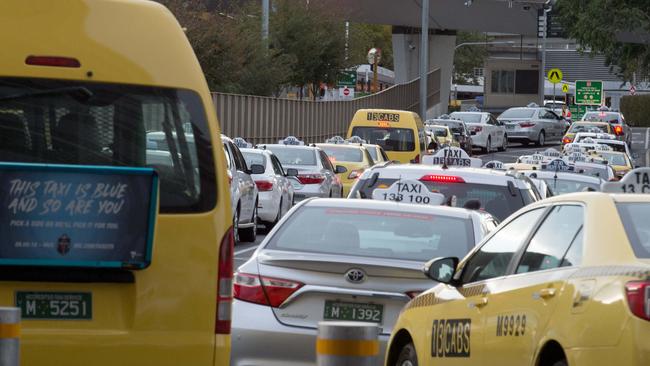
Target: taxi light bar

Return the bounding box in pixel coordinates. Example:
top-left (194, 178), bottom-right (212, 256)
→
top-left (255, 180), bottom-right (274, 191)
top-left (613, 125), bottom-right (624, 136)
top-left (419, 174), bottom-right (466, 183)
top-left (562, 137), bottom-right (573, 144)
top-left (297, 174), bottom-right (325, 185)
top-left (216, 227), bottom-right (234, 334)
top-left (25, 55), bottom-right (81, 68)
top-left (234, 273), bottom-right (304, 308)
top-left (625, 281), bottom-right (650, 321)
top-left (519, 122), bottom-right (536, 128)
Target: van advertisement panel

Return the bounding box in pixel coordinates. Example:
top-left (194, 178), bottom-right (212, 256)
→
top-left (0, 163), bottom-right (157, 269)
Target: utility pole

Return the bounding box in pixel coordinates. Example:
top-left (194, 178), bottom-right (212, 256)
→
top-left (262, 0), bottom-right (269, 42)
top-left (538, 4), bottom-right (551, 105)
top-left (419, 0), bottom-right (430, 120)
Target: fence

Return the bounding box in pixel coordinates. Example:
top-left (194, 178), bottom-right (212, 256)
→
top-left (212, 69), bottom-right (441, 144)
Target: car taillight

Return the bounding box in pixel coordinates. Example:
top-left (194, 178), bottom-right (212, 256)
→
top-left (25, 55), bottom-right (81, 68)
top-left (419, 174), bottom-right (466, 183)
top-left (297, 174), bottom-right (325, 184)
top-left (520, 122), bottom-right (536, 128)
top-left (227, 171), bottom-right (233, 186)
top-left (613, 125), bottom-right (624, 136)
top-left (216, 227), bottom-right (234, 334)
top-left (348, 170), bottom-right (364, 180)
top-left (234, 273), bottom-right (303, 308)
top-left (406, 291), bottom-right (422, 299)
top-left (625, 281), bottom-right (650, 321)
top-left (255, 180), bottom-right (274, 191)
top-left (410, 154), bottom-right (420, 163)
top-left (562, 137), bottom-right (573, 144)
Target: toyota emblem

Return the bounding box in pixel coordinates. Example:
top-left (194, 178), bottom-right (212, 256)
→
top-left (345, 268), bottom-right (366, 284)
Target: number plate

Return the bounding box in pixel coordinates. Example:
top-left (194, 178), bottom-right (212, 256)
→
top-left (16, 291), bottom-right (92, 320)
top-left (506, 125), bottom-right (515, 130)
top-left (323, 300), bottom-right (383, 323)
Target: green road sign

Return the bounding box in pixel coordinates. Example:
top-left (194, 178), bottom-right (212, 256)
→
top-left (575, 80), bottom-right (603, 105)
top-left (569, 105), bottom-right (598, 120)
top-left (338, 71), bottom-right (357, 87)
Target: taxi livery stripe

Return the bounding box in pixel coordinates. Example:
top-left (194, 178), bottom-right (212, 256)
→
top-left (457, 284), bottom-right (489, 298)
top-left (571, 266), bottom-right (650, 279)
top-left (316, 339), bottom-right (380, 356)
top-left (0, 323), bottom-right (20, 339)
top-left (405, 293), bottom-right (451, 310)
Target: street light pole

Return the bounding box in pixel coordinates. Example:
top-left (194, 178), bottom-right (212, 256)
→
top-left (419, 0), bottom-right (430, 120)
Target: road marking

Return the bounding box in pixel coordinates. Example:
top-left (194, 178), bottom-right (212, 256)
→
top-left (235, 246), bottom-right (259, 256)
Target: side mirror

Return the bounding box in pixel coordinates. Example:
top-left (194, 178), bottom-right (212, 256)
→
top-left (422, 257), bottom-right (459, 284)
top-left (335, 165), bottom-right (348, 174)
top-left (285, 168), bottom-right (299, 177)
top-left (250, 164), bottom-right (265, 175)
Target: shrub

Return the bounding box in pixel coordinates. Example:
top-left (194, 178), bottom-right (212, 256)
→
top-left (621, 95), bottom-right (650, 127)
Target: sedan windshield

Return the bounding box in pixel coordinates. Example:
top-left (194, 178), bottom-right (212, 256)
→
top-left (450, 113), bottom-right (482, 124)
top-left (499, 109), bottom-right (535, 119)
top-left (583, 112), bottom-right (621, 124)
top-left (265, 146), bottom-right (317, 166)
top-left (541, 178), bottom-right (600, 195)
top-left (569, 123), bottom-right (609, 134)
top-left (266, 206), bottom-right (474, 261)
top-left (319, 146), bottom-right (363, 162)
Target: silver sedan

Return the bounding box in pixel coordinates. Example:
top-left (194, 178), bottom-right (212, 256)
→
top-left (230, 198), bottom-right (496, 366)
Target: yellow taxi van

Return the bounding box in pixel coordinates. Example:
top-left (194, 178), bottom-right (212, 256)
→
top-left (347, 109), bottom-right (427, 164)
top-left (0, 1), bottom-right (231, 365)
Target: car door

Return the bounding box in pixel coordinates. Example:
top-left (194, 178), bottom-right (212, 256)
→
top-left (422, 208), bottom-right (546, 366)
top-left (270, 154), bottom-right (289, 213)
top-left (229, 141), bottom-right (256, 222)
top-left (319, 150), bottom-right (339, 197)
top-left (483, 204), bottom-right (584, 366)
top-left (223, 143), bottom-right (238, 216)
top-left (491, 115), bottom-right (506, 146)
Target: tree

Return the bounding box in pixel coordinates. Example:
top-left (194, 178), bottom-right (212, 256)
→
top-left (453, 32), bottom-right (488, 86)
top-left (557, 0), bottom-right (650, 81)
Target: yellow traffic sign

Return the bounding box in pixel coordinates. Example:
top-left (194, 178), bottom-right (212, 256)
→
top-left (548, 68), bottom-right (563, 84)
top-left (562, 83), bottom-right (569, 93)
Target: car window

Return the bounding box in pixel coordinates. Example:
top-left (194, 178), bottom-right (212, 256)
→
top-left (561, 228), bottom-right (583, 267)
top-left (364, 150), bottom-right (375, 165)
top-left (242, 151), bottom-right (266, 172)
top-left (271, 155), bottom-right (284, 175)
top-left (320, 146), bottom-right (363, 162)
top-left (461, 208), bottom-right (545, 284)
top-left (265, 146), bottom-right (317, 166)
top-left (617, 203), bottom-right (650, 258)
top-left (223, 144), bottom-right (233, 169)
top-left (228, 142), bottom-right (246, 171)
top-left (320, 150), bottom-right (334, 171)
top-left (380, 148), bottom-right (389, 161)
top-left (516, 205), bottom-right (584, 273)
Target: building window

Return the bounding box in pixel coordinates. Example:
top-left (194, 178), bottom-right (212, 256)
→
top-left (474, 68), bottom-right (484, 78)
top-left (515, 70), bottom-right (539, 94)
top-left (491, 70), bottom-right (514, 93)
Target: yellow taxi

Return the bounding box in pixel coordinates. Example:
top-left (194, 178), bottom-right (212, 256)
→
top-left (589, 150), bottom-right (634, 178)
top-left (425, 125), bottom-right (460, 148)
top-left (347, 109), bottom-right (427, 164)
top-left (316, 139), bottom-right (375, 197)
top-left (0, 1), bottom-right (232, 365)
top-left (386, 168), bottom-right (650, 366)
top-left (562, 122), bottom-right (612, 145)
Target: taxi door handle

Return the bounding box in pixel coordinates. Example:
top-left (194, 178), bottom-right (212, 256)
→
top-left (535, 288), bottom-right (556, 299)
top-left (469, 297), bottom-right (488, 309)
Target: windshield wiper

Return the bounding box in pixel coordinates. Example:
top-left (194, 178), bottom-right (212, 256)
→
top-left (0, 86), bottom-right (93, 102)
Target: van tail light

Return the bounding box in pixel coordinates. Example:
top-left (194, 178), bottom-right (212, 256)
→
top-left (348, 170), bottom-right (364, 180)
top-left (406, 291), bottom-right (422, 299)
top-left (419, 174), bottom-right (466, 183)
top-left (613, 125), bottom-right (624, 136)
top-left (297, 174), bottom-right (325, 185)
top-left (410, 154), bottom-right (420, 164)
top-left (519, 122), bottom-right (536, 128)
top-left (562, 137), bottom-right (573, 144)
top-left (25, 55), bottom-right (81, 68)
top-left (625, 281), bottom-right (650, 321)
top-left (255, 180), bottom-right (274, 191)
top-left (234, 273), bottom-right (303, 308)
top-left (216, 227), bottom-right (234, 334)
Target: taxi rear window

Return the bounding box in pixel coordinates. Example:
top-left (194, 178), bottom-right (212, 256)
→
top-left (617, 203), bottom-right (650, 258)
top-left (265, 206), bottom-right (474, 261)
top-left (0, 77), bottom-right (215, 213)
top-left (320, 146), bottom-right (363, 162)
top-left (569, 123), bottom-right (609, 134)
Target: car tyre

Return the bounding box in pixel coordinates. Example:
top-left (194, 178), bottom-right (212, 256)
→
top-left (483, 137), bottom-right (491, 153)
top-left (239, 203), bottom-right (257, 243)
top-left (536, 130), bottom-right (546, 147)
top-left (395, 343), bottom-right (418, 366)
top-left (498, 134), bottom-right (508, 152)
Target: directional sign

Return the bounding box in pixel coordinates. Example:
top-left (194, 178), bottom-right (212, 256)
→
top-left (569, 105), bottom-right (588, 121)
top-left (547, 68), bottom-right (563, 84)
top-left (338, 71), bottom-right (357, 87)
top-left (372, 179), bottom-right (445, 205)
top-left (575, 80), bottom-right (603, 105)
top-left (542, 148), bottom-right (561, 158)
top-left (562, 83), bottom-right (569, 93)
top-left (602, 168), bottom-right (650, 193)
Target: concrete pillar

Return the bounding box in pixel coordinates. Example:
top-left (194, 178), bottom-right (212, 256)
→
top-left (392, 27), bottom-right (456, 119)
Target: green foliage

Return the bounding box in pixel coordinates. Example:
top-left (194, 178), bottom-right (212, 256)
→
top-left (621, 95), bottom-right (650, 126)
top-left (556, 0), bottom-right (650, 81)
top-left (453, 32), bottom-right (487, 85)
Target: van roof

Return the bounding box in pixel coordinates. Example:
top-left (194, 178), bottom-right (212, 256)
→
top-left (0, 1), bottom-right (207, 91)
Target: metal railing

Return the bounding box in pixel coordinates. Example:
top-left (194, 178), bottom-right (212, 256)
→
top-left (213, 69), bottom-right (441, 144)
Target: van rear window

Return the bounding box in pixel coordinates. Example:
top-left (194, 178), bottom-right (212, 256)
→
top-left (0, 77), bottom-right (215, 213)
top-left (351, 127), bottom-right (415, 152)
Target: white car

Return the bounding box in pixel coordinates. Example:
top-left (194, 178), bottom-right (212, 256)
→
top-left (241, 148), bottom-right (297, 231)
top-left (450, 111), bottom-right (507, 153)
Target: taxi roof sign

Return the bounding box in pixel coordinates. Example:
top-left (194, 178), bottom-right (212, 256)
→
top-left (325, 136), bottom-right (346, 144)
top-left (602, 168), bottom-right (650, 193)
top-left (372, 179), bottom-right (445, 206)
top-left (280, 136), bottom-right (304, 145)
top-left (347, 136), bottom-right (367, 144)
top-left (483, 160), bottom-right (505, 170)
top-left (542, 159), bottom-right (574, 172)
top-left (422, 147), bottom-right (483, 168)
top-left (233, 137), bottom-right (253, 148)
top-left (542, 148), bottom-right (562, 158)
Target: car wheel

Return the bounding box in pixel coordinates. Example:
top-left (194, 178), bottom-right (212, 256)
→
top-left (395, 343), bottom-right (418, 366)
top-left (536, 130), bottom-right (546, 147)
top-left (239, 203), bottom-right (257, 243)
top-left (482, 137), bottom-right (491, 153)
top-left (498, 134), bottom-right (508, 151)
top-left (232, 208), bottom-right (240, 244)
